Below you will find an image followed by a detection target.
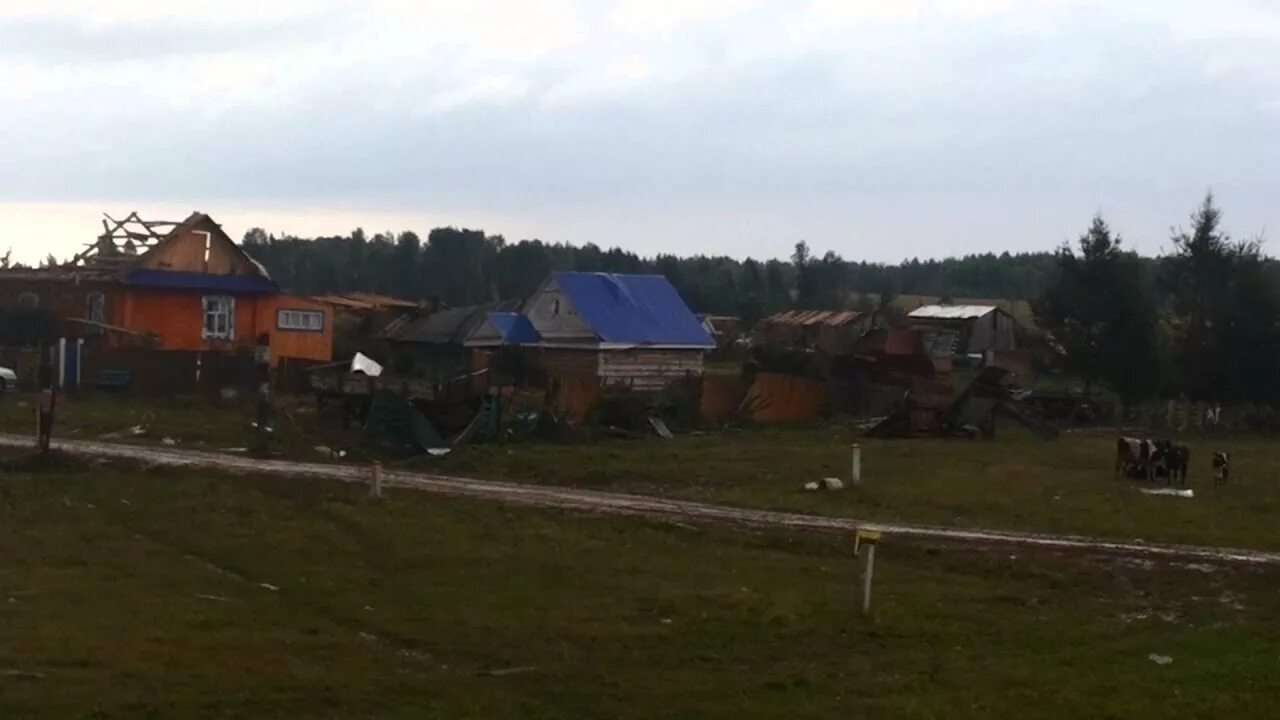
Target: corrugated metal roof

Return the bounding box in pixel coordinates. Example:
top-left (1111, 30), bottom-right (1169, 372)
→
top-left (761, 310), bottom-right (864, 327)
top-left (383, 300), bottom-right (520, 344)
top-left (907, 305), bottom-right (998, 320)
top-left (385, 306), bottom-right (476, 343)
top-left (552, 272), bottom-right (714, 348)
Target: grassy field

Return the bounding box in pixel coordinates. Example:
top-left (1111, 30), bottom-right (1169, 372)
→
top-left (427, 425), bottom-right (1280, 551)
top-left (0, 392), bottom-right (347, 457)
top-left (2, 454), bottom-right (1280, 718)
top-left (6, 392), bottom-right (1280, 552)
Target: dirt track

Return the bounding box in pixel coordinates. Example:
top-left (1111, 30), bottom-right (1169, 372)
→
top-left (4, 433), bottom-right (1280, 566)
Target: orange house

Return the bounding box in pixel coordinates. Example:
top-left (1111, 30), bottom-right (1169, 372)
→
top-left (94, 213), bottom-right (333, 363)
top-left (0, 212), bottom-right (332, 364)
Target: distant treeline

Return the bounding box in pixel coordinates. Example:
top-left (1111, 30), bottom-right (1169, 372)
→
top-left (243, 193), bottom-right (1280, 407)
top-left (241, 226), bottom-right (1059, 324)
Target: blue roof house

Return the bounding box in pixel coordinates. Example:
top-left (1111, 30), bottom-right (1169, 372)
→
top-left (521, 272), bottom-right (714, 391)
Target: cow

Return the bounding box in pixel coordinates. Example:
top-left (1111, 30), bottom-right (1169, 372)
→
top-left (1116, 437), bottom-right (1155, 481)
top-left (1116, 437), bottom-right (1189, 484)
top-left (1156, 441), bottom-right (1190, 486)
top-left (1212, 451), bottom-right (1230, 485)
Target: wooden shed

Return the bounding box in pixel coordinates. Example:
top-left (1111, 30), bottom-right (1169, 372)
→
top-left (907, 305), bottom-right (1018, 358)
top-left (752, 309), bottom-right (883, 355)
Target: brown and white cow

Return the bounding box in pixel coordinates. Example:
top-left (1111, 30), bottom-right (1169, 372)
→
top-left (1117, 437), bottom-right (1190, 484)
top-left (1212, 451), bottom-right (1230, 485)
top-left (1116, 437), bottom-right (1155, 480)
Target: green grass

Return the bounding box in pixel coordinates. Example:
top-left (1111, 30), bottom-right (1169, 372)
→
top-left (425, 426), bottom-right (1280, 551)
top-left (0, 391), bottom-right (346, 458)
top-left (2, 456), bottom-right (1280, 718)
top-left (8, 392), bottom-right (1280, 553)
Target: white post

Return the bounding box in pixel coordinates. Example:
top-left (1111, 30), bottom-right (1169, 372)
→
top-left (862, 544), bottom-right (876, 616)
top-left (370, 462), bottom-right (383, 498)
top-left (851, 444), bottom-right (862, 486)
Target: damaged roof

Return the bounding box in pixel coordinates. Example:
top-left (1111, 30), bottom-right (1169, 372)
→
top-left (908, 305), bottom-right (999, 320)
top-left (382, 300), bottom-right (521, 344)
top-left (760, 309), bottom-right (865, 327)
top-left (314, 293), bottom-right (420, 311)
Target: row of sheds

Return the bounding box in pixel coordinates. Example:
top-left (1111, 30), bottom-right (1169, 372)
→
top-left (752, 304), bottom-right (1018, 359)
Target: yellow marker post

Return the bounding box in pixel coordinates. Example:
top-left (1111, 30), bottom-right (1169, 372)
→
top-left (855, 529), bottom-right (881, 616)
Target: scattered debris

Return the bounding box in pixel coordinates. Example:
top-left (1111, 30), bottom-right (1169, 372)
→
top-left (1121, 610), bottom-right (1181, 624)
top-left (365, 390), bottom-right (448, 455)
top-left (648, 417), bottom-right (675, 440)
top-left (195, 594), bottom-right (230, 603)
top-left (1140, 488), bottom-right (1195, 499)
top-left (222, 448), bottom-right (249, 454)
top-left (804, 478), bottom-right (845, 491)
top-left (313, 445), bottom-right (347, 459)
top-left (869, 366), bottom-right (1057, 440)
top-left (100, 424), bottom-right (149, 440)
top-left (479, 666), bottom-right (538, 677)
top-left (427, 448), bottom-right (451, 457)
top-left (1148, 654), bottom-right (1174, 666)
top-left (161, 437), bottom-right (178, 446)
top-left (258, 582), bottom-right (280, 592)
top-left (351, 352), bottom-right (384, 377)
top-left (0, 669), bottom-right (45, 680)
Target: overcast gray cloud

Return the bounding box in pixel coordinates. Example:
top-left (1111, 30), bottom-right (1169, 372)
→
top-left (1, 0), bottom-right (1277, 263)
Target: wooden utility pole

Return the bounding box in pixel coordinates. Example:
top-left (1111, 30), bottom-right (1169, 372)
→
top-left (253, 333), bottom-right (272, 453)
top-left (36, 343), bottom-right (57, 456)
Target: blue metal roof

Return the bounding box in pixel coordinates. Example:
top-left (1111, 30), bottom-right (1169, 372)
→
top-left (552, 272), bottom-right (714, 347)
top-left (124, 269), bottom-right (279, 294)
top-left (486, 312), bottom-right (542, 344)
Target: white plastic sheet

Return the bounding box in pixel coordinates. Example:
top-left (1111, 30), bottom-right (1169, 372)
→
top-left (351, 352), bottom-right (384, 377)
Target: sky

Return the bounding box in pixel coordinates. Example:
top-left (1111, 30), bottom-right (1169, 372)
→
top-left (1, 0), bottom-right (1277, 265)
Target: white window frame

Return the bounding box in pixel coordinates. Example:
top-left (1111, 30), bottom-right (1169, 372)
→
top-left (85, 291), bottom-right (106, 335)
top-left (277, 308), bottom-right (325, 332)
top-left (202, 295), bottom-right (235, 340)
